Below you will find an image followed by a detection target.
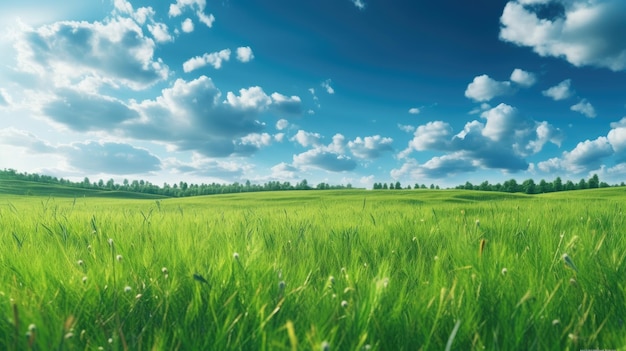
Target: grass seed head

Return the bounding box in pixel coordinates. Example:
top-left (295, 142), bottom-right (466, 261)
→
top-left (82, 276), bottom-right (87, 284)
top-left (501, 268), bottom-right (508, 276)
top-left (124, 286), bottom-right (132, 293)
top-left (116, 255), bottom-right (123, 262)
top-left (77, 260), bottom-right (84, 266)
top-left (562, 253), bottom-right (578, 272)
top-left (341, 300), bottom-right (348, 308)
top-left (321, 341), bottom-right (330, 351)
top-left (161, 267), bottom-right (168, 274)
top-left (233, 252), bottom-right (239, 260)
top-left (28, 324), bottom-right (36, 332)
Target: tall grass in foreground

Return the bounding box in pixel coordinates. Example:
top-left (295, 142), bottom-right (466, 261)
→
top-left (0, 190), bottom-right (625, 350)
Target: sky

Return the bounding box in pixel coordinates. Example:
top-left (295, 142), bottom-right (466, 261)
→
top-left (1, 0), bottom-right (626, 188)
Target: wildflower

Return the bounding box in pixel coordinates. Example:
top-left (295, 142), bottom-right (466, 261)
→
top-left (108, 338), bottom-right (113, 344)
top-left (107, 238), bottom-right (114, 247)
top-left (116, 255), bottom-right (123, 262)
top-left (329, 275), bottom-right (335, 285)
top-left (341, 300), bottom-right (348, 308)
top-left (569, 278), bottom-right (577, 286)
top-left (562, 253), bottom-right (578, 272)
top-left (77, 260), bottom-right (84, 266)
top-left (161, 267), bottom-right (168, 274)
top-left (87, 245), bottom-right (92, 251)
top-left (475, 219), bottom-right (480, 227)
top-left (65, 332), bottom-right (74, 339)
top-left (501, 268), bottom-right (508, 276)
top-left (82, 276), bottom-right (88, 284)
top-left (434, 255), bottom-right (439, 261)
top-left (233, 252), bottom-right (239, 260)
top-left (124, 286), bottom-right (132, 293)
top-left (552, 319), bottom-right (560, 326)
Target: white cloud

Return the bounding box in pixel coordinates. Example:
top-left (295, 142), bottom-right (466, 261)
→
top-left (293, 148), bottom-right (356, 172)
top-left (397, 124), bottom-right (415, 133)
top-left (169, 0), bottom-right (215, 28)
top-left (271, 162), bottom-right (298, 179)
top-left (607, 117), bottom-right (626, 156)
top-left (182, 18), bottom-right (194, 33)
top-left (348, 135), bottom-right (394, 159)
top-left (570, 99), bottom-right (597, 118)
top-left (408, 107), bottom-right (420, 115)
top-left (148, 22), bottom-right (173, 43)
top-left (270, 93), bottom-right (302, 115)
top-left (400, 121), bottom-right (453, 157)
top-left (350, 0), bottom-right (366, 10)
top-left (291, 130), bottom-right (322, 147)
top-left (240, 133), bottom-right (272, 148)
top-left (276, 119), bottom-right (289, 130)
top-left (197, 12), bottom-right (215, 27)
top-left (542, 79), bottom-right (573, 100)
top-left (500, 0), bottom-right (626, 71)
top-left (0, 89), bottom-right (10, 107)
top-left (510, 68), bottom-right (537, 87)
top-left (14, 16), bottom-right (169, 90)
top-left (182, 48), bottom-right (231, 72)
top-left (225, 86), bottom-right (271, 110)
top-left (321, 79), bottom-right (335, 94)
top-left (464, 74), bottom-right (513, 102)
top-left (399, 104), bottom-right (562, 174)
top-left (236, 46), bottom-right (254, 62)
top-left (274, 133), bottom-right (285, 142)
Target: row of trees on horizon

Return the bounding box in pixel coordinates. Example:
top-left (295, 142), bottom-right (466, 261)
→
top-left (1, 168), bottom-right (621, 197)
top-left (373, 174), bottom-right (617, 194)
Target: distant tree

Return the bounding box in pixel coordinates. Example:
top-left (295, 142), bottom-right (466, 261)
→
top-left (389, 183), bottom-right (394, 189)
top-left (522, 179), bottom-right (536, 194)
top-left (383, 183), bottom-right (388, 189)
top-left (553, 177), bottom-right (563, 192)
top-left (464, 181), bottom-right (473, 190)
top-left (538, 179), bottom-right (550, 193)
top-left (588, 174), bottom-right (599, 188)
top-left (578, 178), bottom-right (587, 190)
top-left (395, 181), bottom-right (401, 190)
top-left (565, 180), bottom-right (575, 191)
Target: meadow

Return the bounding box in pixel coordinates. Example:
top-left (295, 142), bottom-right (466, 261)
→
top-left (0, 187), bottom-right (625, 350)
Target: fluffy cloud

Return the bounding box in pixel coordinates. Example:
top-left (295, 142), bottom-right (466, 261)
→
top-left (399, 104), bottom-right (562, 175)
top-left (148, 22), bottom-right (173, 43)
top-left (348, 135), bottom-right (394, 159)
top-left (500, 0), bottom-right (626, 71)
top-left (164, 154), bottom-right (251, 180)
top-left (61, 141), bottom-right (162, 174)
top-left (14, 16), bottom-right (169, 90)
top-left (271, 93), bottom-right (302, 115)
top-left (392, 155), bottom-right (477, 180)
top-left (42, 88), bottom-right (139, 131)
top-left (276, 119), bottom-right (289, 130)
top-left (293, 148), bottom-right (357, 172)
top-left (510, 68), bottom-right (537, 87)
top-left (0, 128), bottom-right (161, 174)
top-left (408, 107), bottom-right (420, 115)
top-left (542, 79), bottom-right (573, 100)
top-left (236, 46), bottom-right (254, 62)
top-left (350, 0), bottom-right (366, 10)
top-left (465, 74), bottom-right (513, 102)
top-left (37, 77), bottom-right (264, 158)
top-left (271, 162), bottom-right (299, 180)
top-left (291, 130), bottom-right (322, 147)
top-left (182, 18), bottom-right (194, 33)
top-left (169, 0), bottom-right (215, 28)
top-left (0, 89), bottom-right (10, 107)
top-left (570, 99), bottom-right (596, 118)
top-left (538, 117), bottom-right (626, 173)
top-left (321, 79), bottom-right (335, 94)
top-left (182, 49), bottom-right (231, 72)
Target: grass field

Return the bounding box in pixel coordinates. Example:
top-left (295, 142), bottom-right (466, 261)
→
top-left (1, 186), bottom-right (625, 350)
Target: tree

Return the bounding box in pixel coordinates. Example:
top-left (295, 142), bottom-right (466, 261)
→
top-left (588, 174), bottom-right (599, 188)
top-left (395, 181), bottom-right (401, 190)
top-left (522, 179), bottom-right (536, 194)
top-left (383, 183), bottom-right (388, 189)
top-left (553, 177), bottom-right (562, 192)
top-left (578, 178), bottom-right (587, 190)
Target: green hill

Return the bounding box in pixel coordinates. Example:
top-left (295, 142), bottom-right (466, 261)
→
top-left (0, 178), bottom-right (168, 199)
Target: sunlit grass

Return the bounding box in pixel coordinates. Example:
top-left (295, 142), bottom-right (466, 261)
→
top-left (1, 189), bottom-right (625, 350)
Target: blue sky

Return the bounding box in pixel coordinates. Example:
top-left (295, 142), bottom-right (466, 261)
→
top-left (1, 0), bottom-right (626, 188)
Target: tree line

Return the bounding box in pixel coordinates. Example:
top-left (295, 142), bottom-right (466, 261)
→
top-left (373, 174), bottom-right (621, 194)
top-left (0, 169), bottom-right (353, 197)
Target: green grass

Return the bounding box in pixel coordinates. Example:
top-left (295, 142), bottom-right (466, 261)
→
top-left (1, 188), bottom-right (625, 350)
